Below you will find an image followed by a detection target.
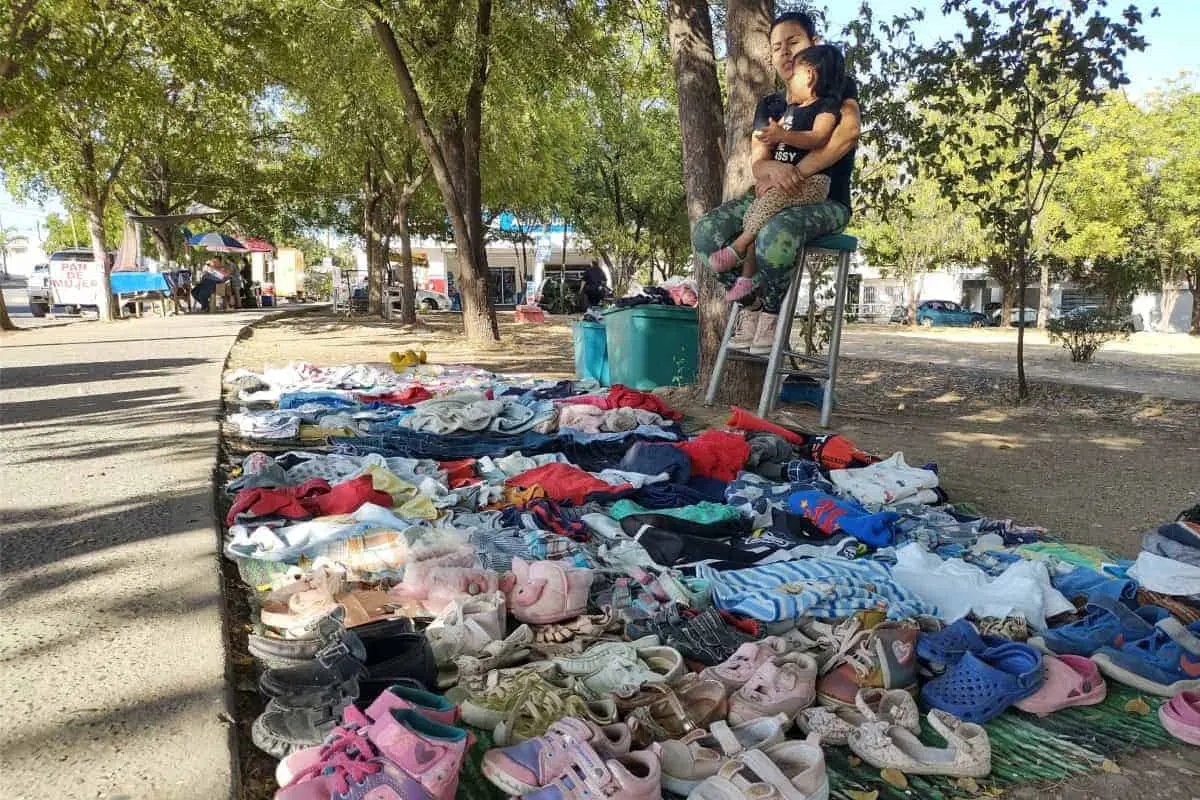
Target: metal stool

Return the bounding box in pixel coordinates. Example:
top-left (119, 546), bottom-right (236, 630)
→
top-left (704, 233), bottom-right (858, 428)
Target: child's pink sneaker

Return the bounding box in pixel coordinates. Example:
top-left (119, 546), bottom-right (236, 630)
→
top-left (507, 557), bottom-right (593, 624)
top-left (482, 716), bottom-right (632, 795)
top-left (725, 278), bottom-right (755, 303)
top-left (276, 683), bottom-right (460, 786)
top-left (709, 247), bottom-right (742, 273)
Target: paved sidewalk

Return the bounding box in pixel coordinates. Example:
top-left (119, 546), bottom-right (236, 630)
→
top-left (0, 311), bottom-right (270, 800)
top-left (837, 325), bottom-right (1200, 402)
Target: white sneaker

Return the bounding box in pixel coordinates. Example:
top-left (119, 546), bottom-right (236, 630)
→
top-left (748, 313), bottom-right (779, 355)
top-left (730, 309), bottom-right (760, 349)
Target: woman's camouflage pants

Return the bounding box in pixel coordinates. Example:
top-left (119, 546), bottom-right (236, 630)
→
top-left (692, 193), bottom-right (850, 313)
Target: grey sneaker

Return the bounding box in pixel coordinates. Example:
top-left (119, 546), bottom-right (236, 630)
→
top-left (248, 612), bottom-right (347, 669)
top-left (251, 695), bottom-right (354, 758)
top-left (258, 632), bottom-right (366, 704)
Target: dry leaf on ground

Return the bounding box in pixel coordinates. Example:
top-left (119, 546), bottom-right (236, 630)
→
top-left (1124, 697), bottom-right (1151, 715)
top-left (880, 768), bottom-right (909, 789)
top-left (1101, 759), bottom-right (1122, 773)
top-left (845, 791), bottom-right (879, 800)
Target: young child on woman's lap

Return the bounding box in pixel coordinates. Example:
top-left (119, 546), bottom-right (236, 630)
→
top-left (710, 44), bottom-right (845, 302)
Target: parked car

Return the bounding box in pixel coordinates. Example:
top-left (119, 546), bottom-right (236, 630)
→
top-left (26, 263), bottom-right (51, 316)
top-left (913, 300), bottom-right (990, 328)
top-left (381, 288), bottom-right (451, 312)
top-left (1055, 305), bottom-right (1144, 333)
top-left (991, 306), bottom-right (1039, 326)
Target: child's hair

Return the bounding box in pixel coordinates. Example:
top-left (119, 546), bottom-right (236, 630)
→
top-left (791, 44), bottom-right (845, 104)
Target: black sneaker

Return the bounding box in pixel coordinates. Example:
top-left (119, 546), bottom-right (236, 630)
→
top-left (358, 632), bottom-right (436, 705)
top-left (258, 633), bottom-right (366, 703)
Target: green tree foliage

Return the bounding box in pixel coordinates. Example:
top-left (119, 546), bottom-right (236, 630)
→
top-left (896, 0), bottom-right (1150, 399)
top-left (853, 174), bottom-right (983, 316)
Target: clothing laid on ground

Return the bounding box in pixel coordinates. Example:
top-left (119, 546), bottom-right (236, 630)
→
top-left (830, 452), bottom-right (940, 506)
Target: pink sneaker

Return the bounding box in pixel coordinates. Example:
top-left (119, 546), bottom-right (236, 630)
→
top-left (276, 709), bottom-right (469, 800)
top-left (507, 557), bottom-right (594, 624)
top-left (709, 246), bottom-right (743, 273)
top-left (276, 684), bottom-right (460, 786)
top-left (1014, 654), bottom-right (1106, 717)
top-left (482, 716), bottom-right (632, 795)
top-left (522, 750), bottom-right (662, 800)
top-left (725, 277), bottom-right (755, 303)
top-left (701, 638), bottom-right (786, 692)
top-left (1159, 690), bottom-right (1200, 745)
top-left (728, 655), bottom-right (818, 725)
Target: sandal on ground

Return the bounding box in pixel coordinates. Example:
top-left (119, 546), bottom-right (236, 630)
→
top-left (1014, 653), bottom-right (1106, 716)
top-left (847, 709), bottom-right (991, 778)
top-left (1159, 690), bottom-right (1200, 745)
top-left (921, 642), bottom-right (1042, 724)
top-left (795, 688), bottom-right (919, 746)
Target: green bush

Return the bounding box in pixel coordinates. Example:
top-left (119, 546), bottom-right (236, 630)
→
top-left (1047, 310), bottom-right (1129, 363)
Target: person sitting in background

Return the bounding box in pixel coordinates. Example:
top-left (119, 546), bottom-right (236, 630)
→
top-left (191, 258), bottom-right (229, 312)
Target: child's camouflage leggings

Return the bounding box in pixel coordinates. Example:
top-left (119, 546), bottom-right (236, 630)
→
top-left (692, 193), bottom-right (850, 313)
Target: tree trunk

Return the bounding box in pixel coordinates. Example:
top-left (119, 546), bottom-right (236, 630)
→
top-left (370, 11), bottom-right (499, 344)
top-left (1001, 283), bottom-right (1014, 329)
top-left (1188, 267), bottom-right (1199, 336)
top-left (1016, 258), bottom-right (1029, 400)
top-left (1036, 258), bottom-right (1051, 328)
top-left (84, 205), bottom-right (115, 321)
top-left (722, 0), bottom-right (773, 199)
top-left (669, 0), bottom-right (769, 405)
top-left (0, 291), bottom-right (17, 331)
top-left (396, 197), bottom-right (417, 325)
top-left (150, 226), bottom-right (173, 267)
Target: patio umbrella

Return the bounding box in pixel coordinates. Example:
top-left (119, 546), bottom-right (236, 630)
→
top-left (240, 237), bottom-right (275, 253)
top-left (187, 231), bottom-right (248, 252)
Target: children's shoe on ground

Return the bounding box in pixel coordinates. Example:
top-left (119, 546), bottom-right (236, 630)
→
top-left (253, 695), bottom-right (354, 759)
top-left (521, 750), bottom-right (662, 800)
top-left (276, 682), bottom-right (458, 786)
top-left (507, 557), bottom-right (594, 624)
top-left (555, 639), bottom-right (684, 698)
top-left (1027, 596), bottom-right (1167, 657)
top-left (687, 745), bottom-right (826, 800)
top-left (921, 642), bottom-right (1042, 724)
top-left (916, 618), bottom-right (1005, 674)
top-left (796, 688), bottom-right (919, 746)
top-left (657, 716), bottom-right (789, 795)
top-left (276, 708), bottom-right (468, 800)
top-left (482, 716), bottom-right (631, 795)
top-left (1159, 690), bottom-right (1200, 745)
top-left (1013, 654), bottom-right (1106, 716)
top-left (701, 638), bottom-right (787, 691)
top-left (621, 679), bottom-right (728, 745)
top-left (357, 631), bottom-right (438, 705)
top-left (847, 709), bottom-right (991, 778)
top-left (761, 734), bottom-right (830, 800)
top-left (1092, 618), bottom-right (1200, 696)
top-left (259, 635), bottom-right (365, 703)
top-left (816, 621), bottom-right (918, 708)
top-left (728, 655), bottom-right (817, 724)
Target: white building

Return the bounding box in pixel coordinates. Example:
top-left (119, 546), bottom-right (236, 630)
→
top-left (1, 234), bottom-right (48, 278)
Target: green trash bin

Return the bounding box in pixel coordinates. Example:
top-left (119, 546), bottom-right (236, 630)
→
top-left (571, 321), bottom-right (611, 386)
top-left (602, 305), bottom-right (698, 390)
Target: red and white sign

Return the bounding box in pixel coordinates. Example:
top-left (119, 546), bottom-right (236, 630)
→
top-left (50, 259), bottom-right (104, 307)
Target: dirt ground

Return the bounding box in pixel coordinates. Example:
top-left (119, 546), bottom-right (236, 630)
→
top-left (227, 309), bottom-right (1200, 557)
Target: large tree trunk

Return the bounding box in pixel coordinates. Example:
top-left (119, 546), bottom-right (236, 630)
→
top-left (669, 0), bottom-right (774, 405)
top-left (395, 196), bottom-right (417, 325)
top-left (364, 160), bottom-right (386, 317)
top-left (84, 205), bottom-right (116, 322)
top-left (370, 9), bottom-right (499, 344)
top-left (0, 291), bottom-right (16, 331)
top-left (722, 0), bottom-right (773, 199)
top-left (1016, 257), bottom-right (1029, 400)
top-left (1036, 258), bottom-right (1051, 328)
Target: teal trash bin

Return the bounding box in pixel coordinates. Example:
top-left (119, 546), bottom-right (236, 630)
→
top-left (571, 321), bottom-right (611, 386)
top-left (602, 305), bottom-right (698, 390)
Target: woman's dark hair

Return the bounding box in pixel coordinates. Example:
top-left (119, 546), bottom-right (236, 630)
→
top-left (792, 44), bottom-right (845, 103)
top-left (770, 11), bottom-right (817, 39)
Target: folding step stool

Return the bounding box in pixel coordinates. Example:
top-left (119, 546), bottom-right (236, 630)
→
top-left (703, 233), bottom-right (858, 428)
